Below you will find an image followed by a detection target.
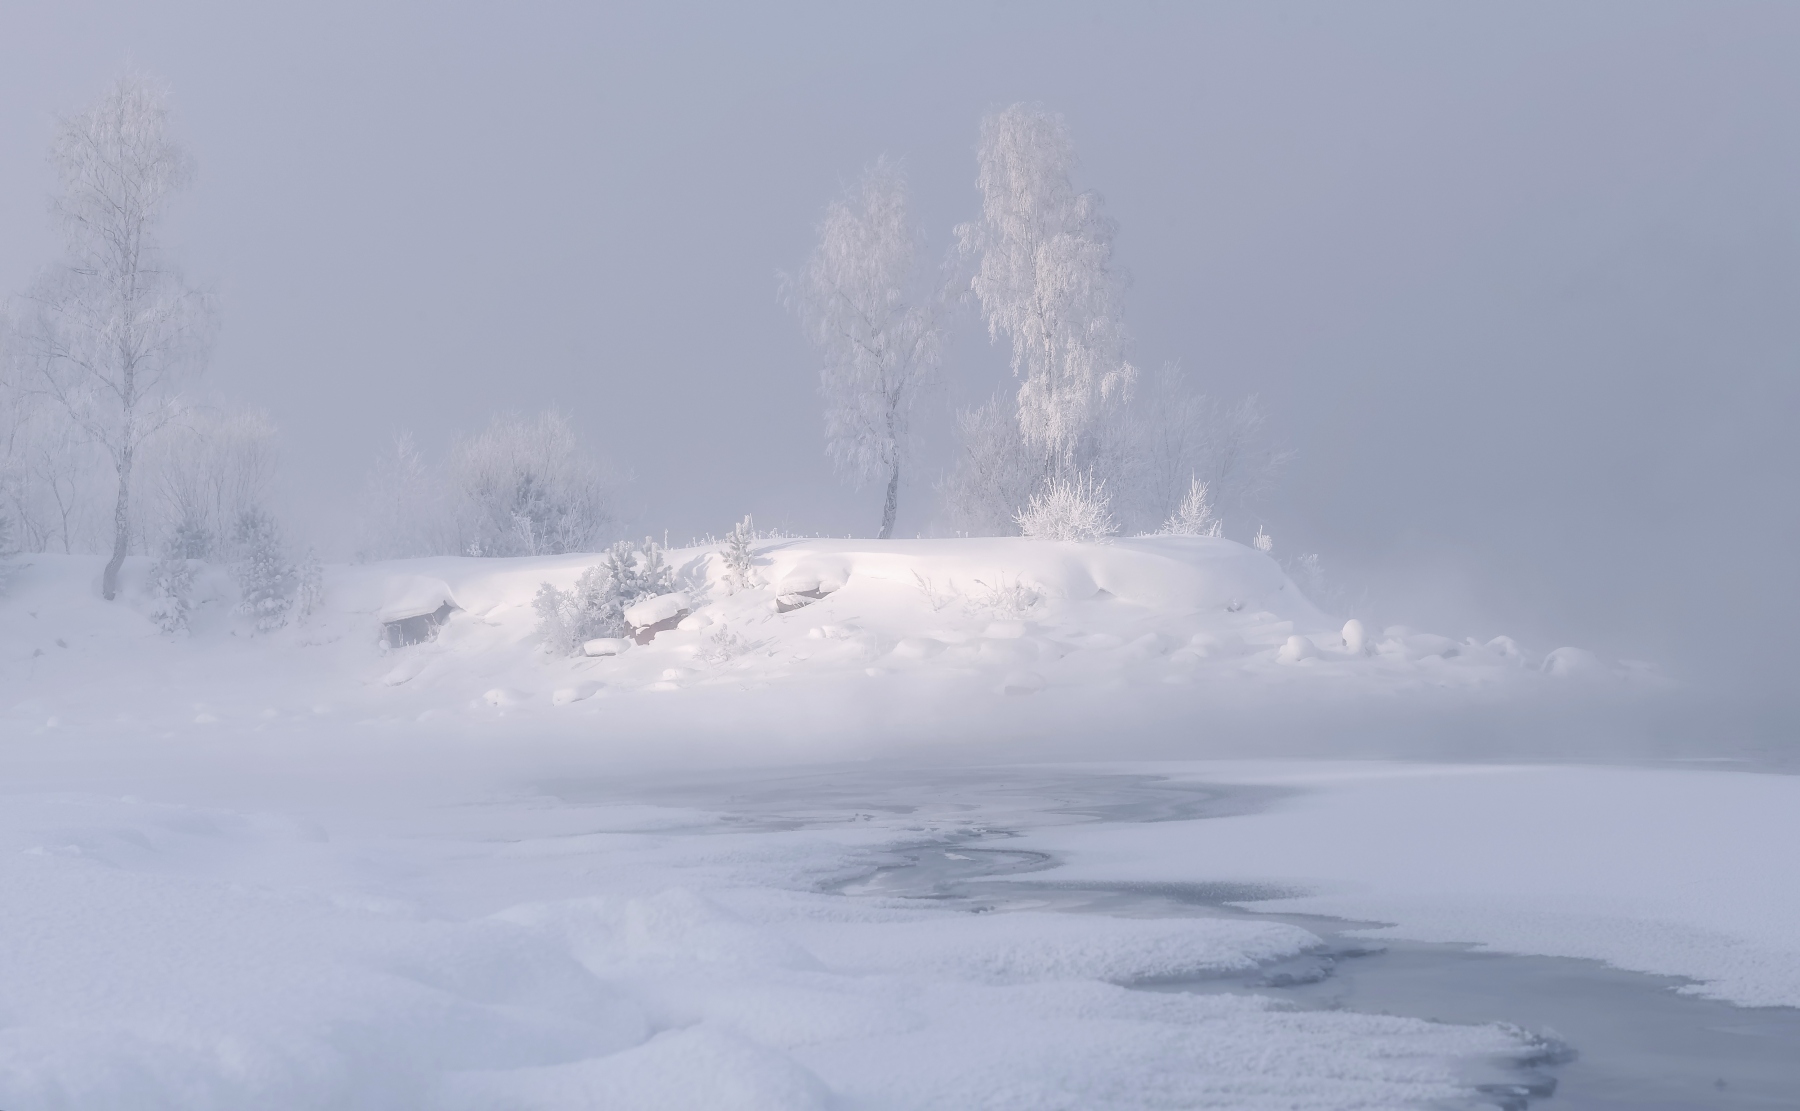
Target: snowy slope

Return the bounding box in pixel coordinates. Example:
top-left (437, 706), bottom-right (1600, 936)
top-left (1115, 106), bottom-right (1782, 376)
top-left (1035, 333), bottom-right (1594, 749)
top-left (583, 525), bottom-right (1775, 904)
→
top-left (0, 537), bottom-right (1625, 755)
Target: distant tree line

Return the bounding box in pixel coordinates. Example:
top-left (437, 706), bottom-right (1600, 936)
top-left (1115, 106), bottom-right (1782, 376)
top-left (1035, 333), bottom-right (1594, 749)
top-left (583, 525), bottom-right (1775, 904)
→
top-left (3, 77), bottom-right (1288, 598)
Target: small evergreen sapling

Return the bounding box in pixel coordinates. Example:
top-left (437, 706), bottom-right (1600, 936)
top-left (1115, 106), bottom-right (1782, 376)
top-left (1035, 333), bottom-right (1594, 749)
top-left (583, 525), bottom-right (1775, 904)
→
top-left (721, 516), bottom-right (757, 594)
top-left (602, 537), bottom-right (675, 603)
top-left (1160, 477), bottom-right (1222, 537)
top-left (147, 542), bottom-right (195, 635)
top-left (535, 538), bottom-right (676, 656)
top-left (234, 508), bottom-right (296, 633)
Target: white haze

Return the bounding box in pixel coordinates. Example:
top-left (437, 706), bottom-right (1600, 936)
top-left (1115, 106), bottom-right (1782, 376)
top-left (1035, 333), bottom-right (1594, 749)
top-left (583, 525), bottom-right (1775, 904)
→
top-left (1, 2), bottom-right (1795, 716)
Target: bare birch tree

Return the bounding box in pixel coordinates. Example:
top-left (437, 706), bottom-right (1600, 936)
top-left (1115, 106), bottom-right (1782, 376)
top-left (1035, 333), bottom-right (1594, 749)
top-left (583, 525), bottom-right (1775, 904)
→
top-left (788, 158), bottom-right (941, 539)
top-left (14, 74), bottom-right (213, 598)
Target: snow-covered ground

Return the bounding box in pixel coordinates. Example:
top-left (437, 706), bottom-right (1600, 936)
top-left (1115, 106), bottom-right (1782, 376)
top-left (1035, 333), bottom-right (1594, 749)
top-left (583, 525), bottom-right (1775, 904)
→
top-left (4, 539), bottom-right (1777, 1109)
top-left (2, 536), bottom-right (1638, 755)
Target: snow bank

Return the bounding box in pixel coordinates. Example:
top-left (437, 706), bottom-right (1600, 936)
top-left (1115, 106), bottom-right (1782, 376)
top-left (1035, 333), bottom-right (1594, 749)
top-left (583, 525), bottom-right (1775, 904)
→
top-left (0, 538), bottom-right (1637, 762)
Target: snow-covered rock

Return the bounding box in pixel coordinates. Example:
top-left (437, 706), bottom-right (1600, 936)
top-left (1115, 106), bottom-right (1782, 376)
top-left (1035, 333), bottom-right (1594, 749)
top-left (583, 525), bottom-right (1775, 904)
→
top-left (375, 575), bottom-right (459, 623)
top-left (1277, 635), bottom-right (1320, 663)
top-left (623, 592), bottom-right (688, 629)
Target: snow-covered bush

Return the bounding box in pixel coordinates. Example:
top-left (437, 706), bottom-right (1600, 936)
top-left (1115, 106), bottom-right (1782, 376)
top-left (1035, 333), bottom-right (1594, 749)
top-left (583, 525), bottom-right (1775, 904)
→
top-left (149, 406), bottom-right (278, 562)
top-left (1015, 473), bottom-right (1117, 542)
top-left (701, 624), bottom-right (748, 663)
top-left (939, 393), bottom-right (1042, 536)
top-left (534, 564), bottom-right (621, 656)
top-left (1159, 477), bottom-right (1222, 537)
top-left (1287, 552), bottom-right (1324, 598)
top-left (358, 414), bottom-right (616, 561)
top-left (451, 410), bottom-right (611, 557)
top-left (1253, 527), bottom-right (1273, 555)
top-left (146, 545), bottom-right (194, 635)
top-left (720, 516), bottom-right (757, 594)
top-left (234, 508), bottom-right (295, 633)
top-left (969, 575), bottom-right (1042, 617)
top-left (535, 538), bottom-right (676, 656)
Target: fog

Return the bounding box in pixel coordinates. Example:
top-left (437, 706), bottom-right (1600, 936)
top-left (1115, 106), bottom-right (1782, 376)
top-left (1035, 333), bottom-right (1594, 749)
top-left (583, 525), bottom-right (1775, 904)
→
top-left (3, 1), bottom-right (1795, 704)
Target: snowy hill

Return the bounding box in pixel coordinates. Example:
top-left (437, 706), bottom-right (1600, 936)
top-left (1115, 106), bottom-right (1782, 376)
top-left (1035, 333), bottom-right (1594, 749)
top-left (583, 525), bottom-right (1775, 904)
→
top-left (1, 536), bottom-right (1624, 757)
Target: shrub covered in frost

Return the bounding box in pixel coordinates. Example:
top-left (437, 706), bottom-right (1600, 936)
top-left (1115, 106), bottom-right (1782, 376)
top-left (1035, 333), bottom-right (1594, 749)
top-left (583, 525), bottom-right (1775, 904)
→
top-left (234, 508), bottom-right (296, 633)
top-left (167, 516), bottom-right (213, 560)
top-left (1253, 526), bottom-right (1273, 555)
top-left (1015, 473), bottom-right (1117, 542)
top-left (1286, 552), bottom-right (1324, 600)
top-left (452, 411), bottom-right (612, 557)
top-left (535, 538), bottom-right (677, 655)
top-left (147, 545), bottom-right (195, 635)
top-left (534, 565), bottom-right (620, 656)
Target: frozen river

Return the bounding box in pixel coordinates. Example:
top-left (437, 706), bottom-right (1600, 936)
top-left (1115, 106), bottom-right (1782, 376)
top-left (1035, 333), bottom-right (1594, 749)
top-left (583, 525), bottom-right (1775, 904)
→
top-left (3, 752), bottom-right (1796, 1108)
top-left (584, 763), bottom-right (1800, 1109)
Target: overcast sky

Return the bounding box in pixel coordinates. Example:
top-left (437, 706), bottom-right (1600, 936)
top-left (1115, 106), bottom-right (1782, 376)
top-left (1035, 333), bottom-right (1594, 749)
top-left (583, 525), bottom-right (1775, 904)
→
top-left (3, 2), bottom-right (1796, 697)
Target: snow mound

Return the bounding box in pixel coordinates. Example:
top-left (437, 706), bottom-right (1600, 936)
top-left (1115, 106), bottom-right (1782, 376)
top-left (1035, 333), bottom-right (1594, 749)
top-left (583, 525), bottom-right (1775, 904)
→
top-left (376, 576), bottom-right (459, 623)
top-left (0, 538), bottom-right (1629, 748)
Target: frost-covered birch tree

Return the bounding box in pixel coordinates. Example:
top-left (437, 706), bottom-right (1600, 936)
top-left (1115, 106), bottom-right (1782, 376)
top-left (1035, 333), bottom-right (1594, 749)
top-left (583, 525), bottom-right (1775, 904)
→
top-left (13, 74), bottom-right (213, 599)
top-left (358, 431), bottom-right (452, 560)
top-left (788, 158), bottom-right (941, 539)
top-left (956, 104), bottom-right (1135, 473)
